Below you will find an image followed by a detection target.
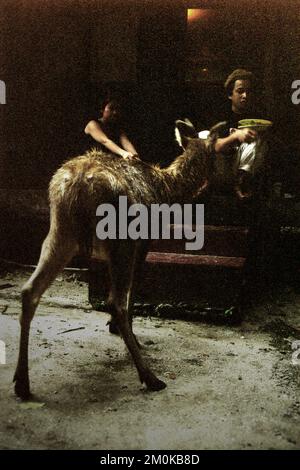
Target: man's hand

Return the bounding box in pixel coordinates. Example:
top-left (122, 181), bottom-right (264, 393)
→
top-left (234, 128), bottom-right (257, 143)
top-left (214, 127), bottom-right (258, 154)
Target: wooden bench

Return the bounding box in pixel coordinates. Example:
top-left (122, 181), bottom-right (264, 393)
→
top-left (88, 224), bottom-right (249, 309)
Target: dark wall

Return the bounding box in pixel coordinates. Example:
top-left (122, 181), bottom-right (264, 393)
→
top-left (1, 0), bottom-right (300, 189)
top-left (1, 0), bottom-right (90, 189)
top-left (136, 2), bottom-right (186, 163)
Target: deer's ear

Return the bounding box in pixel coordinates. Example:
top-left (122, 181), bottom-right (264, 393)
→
top-left (175, 128), bottom-right (195, 150)
top-left (175, 126), bottom-right (183, 148)
top-left (175, 119), bottom-right (198, 150)
top-left (182, 135), bottom-right (194, 150)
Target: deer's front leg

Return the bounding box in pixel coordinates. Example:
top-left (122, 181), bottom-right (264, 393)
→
top-left (108, 240), bottom-right (166, 391)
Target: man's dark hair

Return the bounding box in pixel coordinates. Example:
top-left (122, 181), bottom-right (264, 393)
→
top-left (224, 69), bottom-right (256, 96)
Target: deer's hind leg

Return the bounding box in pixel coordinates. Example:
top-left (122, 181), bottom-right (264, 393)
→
top-left (107, 240), bottom-right (166, 392)
top-left (107, 240), bottom-right (149, 342)
top-left (14, 229), bottom-right (77, 399)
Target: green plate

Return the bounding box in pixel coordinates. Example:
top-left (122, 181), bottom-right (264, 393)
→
top-left (238, 118), bottom-right (273, 129)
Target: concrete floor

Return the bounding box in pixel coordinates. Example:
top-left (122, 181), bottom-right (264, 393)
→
top-left (0, 267), bottom-right (300, 450)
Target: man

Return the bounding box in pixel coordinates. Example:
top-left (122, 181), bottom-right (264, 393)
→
top-left (212, 69), bottom-right (270, 199)
top-left (85, 99), bottom-right (139, 160)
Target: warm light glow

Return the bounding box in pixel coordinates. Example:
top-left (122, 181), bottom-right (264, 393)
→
top-left (187, 8), bottom-right (211, 22)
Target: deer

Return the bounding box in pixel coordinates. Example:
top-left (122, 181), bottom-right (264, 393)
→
top-left (13, 137), bottom-right (210, 400)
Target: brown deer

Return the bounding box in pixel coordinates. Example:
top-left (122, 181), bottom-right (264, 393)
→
top-left (14, 139), bottom-right (209, 400)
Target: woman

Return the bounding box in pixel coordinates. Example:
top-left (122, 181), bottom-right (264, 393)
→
top-left (84, 99), bottom-right (139, 160)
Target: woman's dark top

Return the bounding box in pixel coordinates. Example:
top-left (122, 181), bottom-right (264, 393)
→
top-left (86, 118), bottom-right (124, 154)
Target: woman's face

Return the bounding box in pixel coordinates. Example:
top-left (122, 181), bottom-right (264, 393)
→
top-left (102, 102), bottom-right (121, 122)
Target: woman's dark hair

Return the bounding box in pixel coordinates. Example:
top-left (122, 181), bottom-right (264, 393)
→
top-left (101, 98), bottom-right (124, 113)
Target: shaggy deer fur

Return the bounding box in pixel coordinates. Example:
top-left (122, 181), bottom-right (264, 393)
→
top-left (14, 139), bottom-right (209, 399)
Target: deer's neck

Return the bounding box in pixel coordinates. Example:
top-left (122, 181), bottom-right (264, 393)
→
top-left (164, 140), bottom-right (208, 200)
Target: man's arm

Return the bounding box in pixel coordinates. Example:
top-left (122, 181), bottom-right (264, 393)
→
top-left (215, 128), bottom-right (258, 153)
top-left (84, 120), bottom-right (134, 159)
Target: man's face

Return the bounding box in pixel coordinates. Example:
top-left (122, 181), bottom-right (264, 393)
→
top-left (229, 79), bottom-right (253, 113)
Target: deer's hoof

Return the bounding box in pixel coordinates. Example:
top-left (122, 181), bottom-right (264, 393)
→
top-left (145, 377), bottom-right (167, 392)
top-left (107, 319), bottom-right (120, 335)
top-left (13, 372), bottom-right (31, 400)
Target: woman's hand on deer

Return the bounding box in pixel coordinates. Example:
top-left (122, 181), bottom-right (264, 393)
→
top-left (121, 150), bottom-right (140, 160)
